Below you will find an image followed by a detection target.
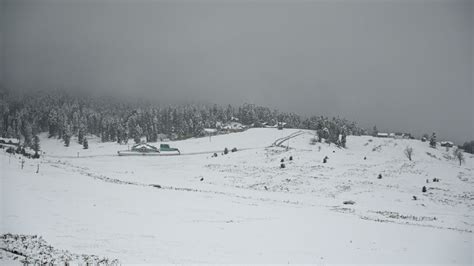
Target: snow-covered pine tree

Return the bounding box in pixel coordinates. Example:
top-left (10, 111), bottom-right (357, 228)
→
top-left (429, 132), bottom-right (437, 148)
top-left (134, 124), bottom-right (143, 144)
top-left (22, 122), bottom-right (33, 147)
top-left (83, 137), bottom-right (88, 149)
top-left (341, 131), bottom-right (347, 148)
top-left (372, 125), bottom-right (378, 137)
top-left (32, 135), bottom-right (40, 156)
top-left (63, 124), bottom-right (72, 147)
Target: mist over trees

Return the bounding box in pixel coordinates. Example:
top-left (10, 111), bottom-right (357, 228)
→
top-left (0, 90), bottom-right (365, 147)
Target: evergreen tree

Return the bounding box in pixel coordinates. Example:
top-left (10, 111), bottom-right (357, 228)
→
top-left (134, 124), bottom-right (143, 144)
top-left (78, 122), bottom-right (86, 145)
top-left (429, 132), bottom-right (437, 148)
top-left (341, 131), bottom-right (347, 148)
top-left (83, 137), bottom-right (88, 149)
top-left (372, 125), bottom-right (378, 137)
top-left (22, 122), bottom-right (33, 147)
top-left (32, 135), bottom-right (40, 156)
top-left (63, 124), bottom-right (72, 147)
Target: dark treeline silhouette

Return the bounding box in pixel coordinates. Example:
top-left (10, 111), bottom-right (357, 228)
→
top-left (0, 89), bottom-right (365, 147)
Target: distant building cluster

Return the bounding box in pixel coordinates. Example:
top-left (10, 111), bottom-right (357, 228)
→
top-left (376, 132), bottom-right (414, 139)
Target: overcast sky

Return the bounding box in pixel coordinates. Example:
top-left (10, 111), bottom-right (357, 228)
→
top-left (1, 0), bottom-right (472, 142)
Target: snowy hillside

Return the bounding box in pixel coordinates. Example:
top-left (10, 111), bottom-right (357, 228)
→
top-left (1, 128), bottom-right (473, 264)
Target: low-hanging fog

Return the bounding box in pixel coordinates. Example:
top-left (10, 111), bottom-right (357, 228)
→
top-left (1, 0), bottom-right (472, 143)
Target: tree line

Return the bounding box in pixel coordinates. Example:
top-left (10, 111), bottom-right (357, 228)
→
top-left (0, 89), bottom-right (365, 148)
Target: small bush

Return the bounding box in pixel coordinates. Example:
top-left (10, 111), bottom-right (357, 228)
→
top-left (377, 174), bottom-right (382, 179)
top-left (404, 146), bottom-right (414, 161)
top-left (280, 158), bottom-right (284, 163)
top-left (231, 147), bottom-right (237, 152)
top-left (280, 163), bottom-right (286, 168)
top-left (289, 156), bottom-right (293, 161)
top-left (323, 156), bottom-right (328, 163)
top-left (422, 186), bottom-right (427, 193)
top-left (224, 148), bottom-right (229, 155)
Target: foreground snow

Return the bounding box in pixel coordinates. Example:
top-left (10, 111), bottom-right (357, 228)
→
top-left (1, 128), bottom-right (473, 263)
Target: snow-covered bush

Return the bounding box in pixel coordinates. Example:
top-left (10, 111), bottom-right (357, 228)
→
top-left (453, 148), bottom-right (465, 166)
top-left (404, 146), bottom-right (414, 161)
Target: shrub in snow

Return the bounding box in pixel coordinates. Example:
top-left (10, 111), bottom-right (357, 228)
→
top-left (212, 153), bottom-right (218, 157)
top-left (280, 158), bottom-right (284, 163)
top-left (323, 156), bottom-right (328, 163)
top-left (224, 148), bottom-right (229, 155)
top-left (413, 196), bottom-right (417, 200)
top-left (364, 156), bottom-right (367, 160)
top-left (453, 148), bottom-right (465, 166)
top-left (377, 174), bottom-right (382, 179)
top-left (231, 147), bottom-right (237, 152)
top-left (422, 186), bottom-right (427, 193)
top-left (404, 146), bottom-right (413, 161)
top-left (280, 163), bottom-right (286, 168)
top-left (289, 156), bottom-right (293, 161)
top-left (343, 200), bottom-right (355, 205)
top-left (83, 138), bottom-right (88, 149)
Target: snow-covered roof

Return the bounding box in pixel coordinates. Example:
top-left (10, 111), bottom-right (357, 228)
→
top-left (440, 141), bottom-right (454, 146)
top-left (204, 128), bottom-right (218, 133)
top-left (221, 121), bottom-right (244, 130)
top-left (0, 137), bottom-right (19, 144)
top-left (131, 143), bottom-right (159, 151)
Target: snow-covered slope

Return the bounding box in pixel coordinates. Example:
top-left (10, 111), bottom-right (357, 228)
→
top-left (1, 128), bottom-right (473, 263)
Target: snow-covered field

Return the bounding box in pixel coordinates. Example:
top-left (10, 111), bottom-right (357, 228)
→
top-left (1, 128), bottom-right (473, 264)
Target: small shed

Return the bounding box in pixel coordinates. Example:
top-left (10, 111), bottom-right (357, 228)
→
top-left (440, 141), bottom-right (454, 147)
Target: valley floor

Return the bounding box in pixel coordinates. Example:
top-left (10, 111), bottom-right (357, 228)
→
top-left (1, 128), bottom-right (473, 264)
